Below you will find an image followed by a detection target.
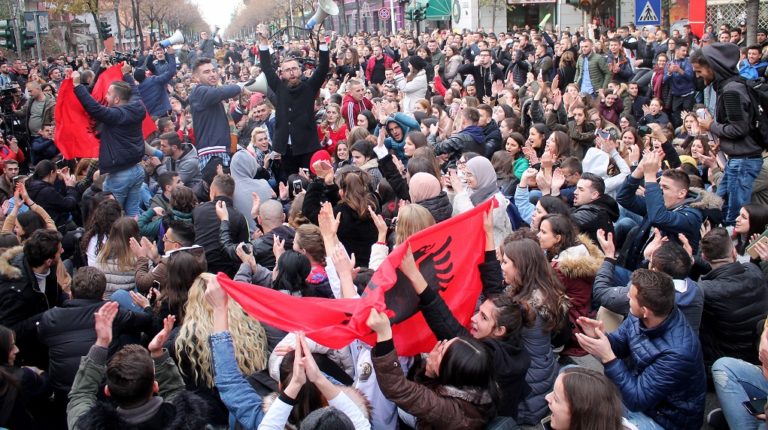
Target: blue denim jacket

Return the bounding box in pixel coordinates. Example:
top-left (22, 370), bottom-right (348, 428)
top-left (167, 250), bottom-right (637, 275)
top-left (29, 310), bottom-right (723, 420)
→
top-left (210, 331), bottom-right (265, 430)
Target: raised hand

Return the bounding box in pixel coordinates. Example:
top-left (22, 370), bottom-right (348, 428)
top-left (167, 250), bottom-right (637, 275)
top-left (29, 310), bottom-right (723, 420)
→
top-left (576, 316), bottom-right (604, 339)
top-left (596, 229), bottom-right (616, 259)
top-left (250, 193), bottom-right (262, 220)
top-left (204, 276), bottom-right (229, 310)
top-left (94, 301), bottom-right (119, 348)
top-left (551, 168), bottom-right (566, 192)
top-left (318, 202), bottom-right (341, 239)
top-left (148, 315), bottom-right (176, 358)
top-left (299, 333), bottom-right (322, 383)
top-left (272, 234), bottom-right (286, 261)
top-left (366, 308), bottom-right (392, 340)
top-left (129, 290), bottom-right (150, 309)
top-left (369, 205), bottom-right (388, 243)
top-left (331, 243), bottom-right (355, 278)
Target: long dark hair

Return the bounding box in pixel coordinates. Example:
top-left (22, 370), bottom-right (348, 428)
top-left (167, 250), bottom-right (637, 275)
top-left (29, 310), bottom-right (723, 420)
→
top-left (162, 250), bottom-right (207, 324)
top-left (502, 238), bottom-right (568, 332)
top-left (484, 294), bottom-right (531, 346)
top-left (273, 251), bottom-right (312, 296)
top-left (438, 337), bottom-right (499, 405)
top-left (16, 211), bottom-right (46, 243)
top-left (0, 325), bottom-right (19, 396)
top-left (81, 199), bottom-right (122, 255)
top-left (736, 203), bottom-right (768, 255)
top-left (540, 213), bottom-right (578, 258)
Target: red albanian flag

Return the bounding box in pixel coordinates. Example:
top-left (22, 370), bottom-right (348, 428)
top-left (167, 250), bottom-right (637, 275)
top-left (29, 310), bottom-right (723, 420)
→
top-left (54, 78), bottom-right (100, 159)
top-left (219, 199), bottom-right (493, 356)
top-left (91, 63), bottom-right (157, 139)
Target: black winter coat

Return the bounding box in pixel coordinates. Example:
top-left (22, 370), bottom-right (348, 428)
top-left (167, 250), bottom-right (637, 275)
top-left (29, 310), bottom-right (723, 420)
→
top-left (303, 180), bottom-right (378, 267)
top-left (482, 120), bottom-right (503, 159)
top-left (0, 246), bottom-right (65, 368)
top-left (259, 47), bottom-right (329, 156)
top-left (570, 194), bottom-right (620, 247)
top-left (699, 262), bottom-right (768, 366)
top-left (25, 178), bottom-right (79, 228)
top-left (75, 390), bottom-right (210, 430)
top-left (193, 196), bottom-right (249, 277)
top-left (37, 298), bottom-right (153, 393)
top-left (418, 192), bottom-right (453, 223)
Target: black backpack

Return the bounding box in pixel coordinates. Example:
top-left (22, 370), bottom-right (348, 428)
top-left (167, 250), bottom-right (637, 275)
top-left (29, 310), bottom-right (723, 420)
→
top-left (724, 76), bottom-right (768, 150)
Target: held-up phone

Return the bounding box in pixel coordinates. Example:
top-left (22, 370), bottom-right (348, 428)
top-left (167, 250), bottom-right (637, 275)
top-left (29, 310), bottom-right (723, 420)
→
top-left (696, 108), bottom-right (707, 119)
top-left (240, 243), bottom-right (252, 255)
top-left (743, 397), bottom-right (767, 415)
top-left (56, 158), bottom-right (68, 169)
top-left (596, 128), bottom-right (611, 140)
top-left (11, 175), bottom-right (26, 187)
top-left (540, 416), bottom-right (553, 430)
top-left (292, 179), bottom-right (303, 195)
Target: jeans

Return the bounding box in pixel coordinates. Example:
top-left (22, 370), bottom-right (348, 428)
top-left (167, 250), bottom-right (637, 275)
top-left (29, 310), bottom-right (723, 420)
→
top-left (718, 157), bottom-right (763, 225)
top-left (624, 409), bottom-right (664, 430)
top-left (103, 164), bottom-right (145, 217)
top-left (712, 357), bottom-right (768, 430)
top-left (110, 289), bottom-right (143, 312)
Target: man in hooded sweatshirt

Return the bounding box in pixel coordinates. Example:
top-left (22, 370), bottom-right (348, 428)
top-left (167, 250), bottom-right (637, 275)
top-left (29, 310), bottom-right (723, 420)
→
top-left (692, 43), bottom-right (764, 226)
top-left (376, 110), bottom-right (420, 164)
top-left (427, 106), bottom-right (486, 167)
top-left (228, 149), bottom-right (275, 232)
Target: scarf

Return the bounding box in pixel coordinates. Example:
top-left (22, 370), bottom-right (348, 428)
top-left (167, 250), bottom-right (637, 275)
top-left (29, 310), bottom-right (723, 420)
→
top-left (466, 157), bottom-right (498, 206)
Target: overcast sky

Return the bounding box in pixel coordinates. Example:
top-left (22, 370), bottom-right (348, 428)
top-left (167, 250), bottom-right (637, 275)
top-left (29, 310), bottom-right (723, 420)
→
top-left (192, 0), bottom-right (240, 32)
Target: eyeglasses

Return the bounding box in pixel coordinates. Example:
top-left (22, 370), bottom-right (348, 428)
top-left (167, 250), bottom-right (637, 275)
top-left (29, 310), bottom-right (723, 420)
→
top-left (162, 234), bottom-right (178, 244)
top-left (283, 66), bottom-right (301, 73)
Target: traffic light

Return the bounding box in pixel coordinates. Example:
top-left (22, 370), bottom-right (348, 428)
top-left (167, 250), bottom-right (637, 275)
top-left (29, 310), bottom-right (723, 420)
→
top-left (414, 7), bottom-right (424, 21)
top-left (98, 20), bottom-right (112, 40)
top-left (0, 20), bottom-right (15, 51)
top-left (20, 29), bottom-right (35, 49)
top-left (405, 5), bottom-right (414, 21)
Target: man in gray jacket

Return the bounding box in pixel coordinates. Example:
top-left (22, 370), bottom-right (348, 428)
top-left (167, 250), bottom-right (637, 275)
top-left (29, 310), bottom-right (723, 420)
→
top-left (693, 43), bottom-right (764, 225)
top-left (154, 132), bottom-right (202, 189)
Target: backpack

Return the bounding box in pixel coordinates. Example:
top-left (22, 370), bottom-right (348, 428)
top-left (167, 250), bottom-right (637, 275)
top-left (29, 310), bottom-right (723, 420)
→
top-left (724, 76), bottom-right (768, 150)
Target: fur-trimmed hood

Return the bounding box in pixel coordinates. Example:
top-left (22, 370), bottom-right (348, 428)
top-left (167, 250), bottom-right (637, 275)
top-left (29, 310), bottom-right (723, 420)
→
top-left (688, 187), bottom-right (723, 210)
top-left (261, 386), bottom-right (371, 430)
top-left (0, 246), bottom-right (24, 280)
top-left (75, 390), bottom-right (211, 430)
top-left (553, 235), bottom-right (604, 280)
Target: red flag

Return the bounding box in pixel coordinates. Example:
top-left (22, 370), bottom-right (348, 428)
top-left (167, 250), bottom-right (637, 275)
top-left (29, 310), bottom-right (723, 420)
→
top-left (92, 63), bottom-right (157, 139)
top-left (219, 199), bottom-right (493, 356)
top-left (54, 79), bottom-right (100, 159)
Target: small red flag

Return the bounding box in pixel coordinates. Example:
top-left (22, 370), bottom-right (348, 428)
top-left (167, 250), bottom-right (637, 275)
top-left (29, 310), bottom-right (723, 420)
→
top-left (54, 79), bottom-right (100, 159)
top-left (219, 199), bottom-right (492, 356)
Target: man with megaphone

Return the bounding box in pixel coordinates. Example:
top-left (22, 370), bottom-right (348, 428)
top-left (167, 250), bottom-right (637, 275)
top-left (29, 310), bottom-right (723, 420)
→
top-left (257, 24), bottom-right (329, 179)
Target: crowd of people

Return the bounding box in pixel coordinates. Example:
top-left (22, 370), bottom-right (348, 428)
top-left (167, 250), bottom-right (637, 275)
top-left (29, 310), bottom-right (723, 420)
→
top-left (0, 15), bottom-right (767, 430)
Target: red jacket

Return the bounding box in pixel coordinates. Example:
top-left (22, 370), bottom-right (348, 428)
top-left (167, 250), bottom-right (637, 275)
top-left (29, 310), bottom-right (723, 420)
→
top-left (341, 95), bottom-right (373, 128)
top-left (365, 54), bottom-right (395, 83)
top-left (317, 123), bottom-right (348, 156)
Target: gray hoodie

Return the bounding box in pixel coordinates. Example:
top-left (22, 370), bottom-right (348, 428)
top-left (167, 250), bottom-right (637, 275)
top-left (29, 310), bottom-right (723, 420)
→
top-left (229, 150), bottom-right (274, 231)
top-left (701, 43), bottom-right (763, 157)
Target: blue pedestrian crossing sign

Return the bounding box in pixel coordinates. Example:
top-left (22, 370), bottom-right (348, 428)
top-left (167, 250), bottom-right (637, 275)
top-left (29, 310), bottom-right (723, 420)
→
top-left (635, 0), bottom-right (661, 25)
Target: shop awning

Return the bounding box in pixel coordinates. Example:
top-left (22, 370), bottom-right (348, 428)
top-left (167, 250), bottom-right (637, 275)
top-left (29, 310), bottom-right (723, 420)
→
top-left (426, 0), bottom-right (451, 21)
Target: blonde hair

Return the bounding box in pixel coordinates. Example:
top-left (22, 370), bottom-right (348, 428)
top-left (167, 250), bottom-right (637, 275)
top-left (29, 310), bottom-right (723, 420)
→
top-left (250, 126), bottom-right (268, 141)
top-left (175, 273), bottom-right (268, 388)
top-left (395, 204), bottom-right (436, 245)
top-left (325, 103), bottom-right (345, 129)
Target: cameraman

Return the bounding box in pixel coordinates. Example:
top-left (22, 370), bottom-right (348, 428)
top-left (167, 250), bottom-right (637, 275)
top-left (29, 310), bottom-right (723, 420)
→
top-left (13, 81), bottom-right (54, 146)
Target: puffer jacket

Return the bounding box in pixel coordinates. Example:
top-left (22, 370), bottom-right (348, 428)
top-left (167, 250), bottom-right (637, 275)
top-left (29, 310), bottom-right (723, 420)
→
top-left (96, 259), bottom-right (136, 300)
top-left (25, 178), bottom-right (79, 228)
top-left (481, 120), bottom-right (502, 159)
top-left (552, 237), bottom-right (603, 357)
top-left (516, 309), bottom-right (559, 426)
top-left (417, 191), bottom-right (453, 223)
top-left (37, 298), bottom-right (152, 393)
top-left (0, 246), bottom-right (65, 368)
top-left (605, 308), bottom-right (706, 429)
top-left (372, 342), bottom-right (494, 430)
top-left (699, 261), bottom-right (768, 366)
